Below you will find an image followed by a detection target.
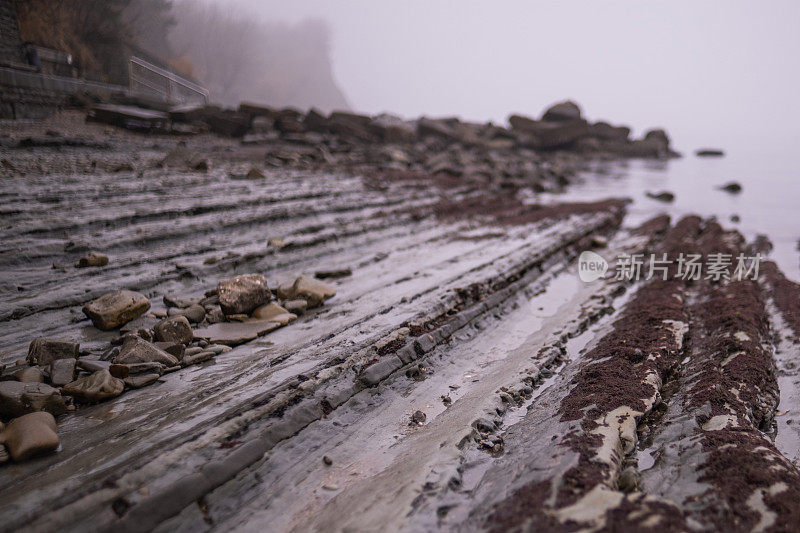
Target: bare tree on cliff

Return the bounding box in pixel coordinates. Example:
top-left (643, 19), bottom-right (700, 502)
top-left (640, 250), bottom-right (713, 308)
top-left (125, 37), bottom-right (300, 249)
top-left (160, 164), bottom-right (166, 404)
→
top-left (14, 0), bottom-right (175, 79)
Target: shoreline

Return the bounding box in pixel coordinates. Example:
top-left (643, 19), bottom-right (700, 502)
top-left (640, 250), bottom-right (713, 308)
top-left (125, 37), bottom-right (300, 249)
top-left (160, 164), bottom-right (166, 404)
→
top-left (1, 104), bottom-right (799, 531)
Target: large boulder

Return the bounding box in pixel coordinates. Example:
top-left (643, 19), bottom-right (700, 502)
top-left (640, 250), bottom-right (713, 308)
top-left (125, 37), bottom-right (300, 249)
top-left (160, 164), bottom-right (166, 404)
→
top-left (370, 114), bottom-right (416, 144)
top-left (0, 412), bottom-right (60, 462)
top-left (417, 117), bottom-right (460, 142)
top-left (0, 382), bottom-right (67, 418)
top-left (113, 336), bottom-right (179, 367)
top-left (273, 108), bottom-right (306, 135)
top-left (508, 114), bottom-right (540, 132)
top-left (62, 370), bottom-right (125, 403)
top-left (328, 111), bottom-right (375, 142)
top-left (512, 119), bottom-right (590, 150)
top-left (83, 290), bottom-right (150, 330)
top-left (203, 110), bottom-right (251, 138)
top-left (27, 338), bottom-right (79, 367)
top-left (154, 316), bottom-right (193, 345)
top-left (238, 102), bottom-right (276, 120)
top-left (589, 121), bottom-right (631, 142)
top-left (644, 129), bottom-right (670, 150)
top-left (303, 108), bottom-right (330, 132)
top-left (217, 274), bottom-right (271, 316)
top-left (541, 100), bottom-right (582, 122)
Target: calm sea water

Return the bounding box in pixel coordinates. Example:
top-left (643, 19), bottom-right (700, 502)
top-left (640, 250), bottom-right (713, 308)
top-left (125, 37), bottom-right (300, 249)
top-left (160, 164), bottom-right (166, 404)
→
top-left (543, 152), bottom-right (800, 282)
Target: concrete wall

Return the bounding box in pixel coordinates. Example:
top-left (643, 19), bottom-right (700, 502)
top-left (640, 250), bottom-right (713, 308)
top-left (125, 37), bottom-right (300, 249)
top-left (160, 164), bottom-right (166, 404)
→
top-left (0, 66), bottom-right (132, 119)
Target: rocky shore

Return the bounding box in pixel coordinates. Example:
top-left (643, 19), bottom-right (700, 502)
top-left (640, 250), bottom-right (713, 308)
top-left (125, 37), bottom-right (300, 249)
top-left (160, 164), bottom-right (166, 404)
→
top-left (1, 100), bottom-right (799, 532)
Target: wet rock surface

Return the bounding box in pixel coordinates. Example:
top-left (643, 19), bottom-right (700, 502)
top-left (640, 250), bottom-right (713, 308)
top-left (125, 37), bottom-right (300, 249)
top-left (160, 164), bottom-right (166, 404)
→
top-left (0, 107), bottom-right (797, 532)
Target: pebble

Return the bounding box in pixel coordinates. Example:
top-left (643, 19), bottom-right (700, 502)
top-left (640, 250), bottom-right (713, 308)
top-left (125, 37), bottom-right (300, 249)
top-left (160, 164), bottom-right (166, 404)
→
top-left (62, 370), bottom-right (125, 402)
top-left (109, 364), bottom-right (131, 379)
top-left (0, 381), bottom-right (67, 418)
top-left (314, 268), bottom-right (352, 279)
top-left (182, 351), bottom-right (215, 366)
top-left (206, 344), bottom-right (228, 355)
top-left (278, 276), bottom-right (336, 308)
top-left (27, 338), bottom-right (79, 367)
top-left (75, 252), bottom-right (109, 268)
top-left (124, 373), bottom-right (160, 389)
top-left (282, 299), bottom-right (308, 315)
top-left (77, 358), bottom-right (112, 373)
top-left (13, 367), bottom-right (44, 383)
top-left (617, 466), bottom-right (640, 493)
top-left (49, 359), bottom-right (76, 387)
top-left (251, 303), bottom-right (297, 325)
top-left (153, 316), bottom-right (193, 344)
top-left (169, 304), bottom-right (206, 323)
top-left (411, 410), bottom-right (427, 425)
top-left (246, 167), bottom-right (265, 179)
top-left (0, 412), bottom-right (60, 462)
top-left (323, 455), bottom-right (333, 466)
top-left (82, 290), bottom-right (151, 330)
top-left (155, 341), bottom-right (185, 358)
top-left (217, 273), bottom-right (271, 316)
top-left (322, 483), bottom-right (339, 491)
top-left (113, 336), bottom-right (179, 367)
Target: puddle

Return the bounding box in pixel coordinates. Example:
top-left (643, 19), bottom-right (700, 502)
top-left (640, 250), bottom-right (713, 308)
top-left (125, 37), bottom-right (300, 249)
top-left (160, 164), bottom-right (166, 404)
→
top-left (636, 447), bottom-right (656, 471)
top-left (767, 301), bottom-right (800, 466)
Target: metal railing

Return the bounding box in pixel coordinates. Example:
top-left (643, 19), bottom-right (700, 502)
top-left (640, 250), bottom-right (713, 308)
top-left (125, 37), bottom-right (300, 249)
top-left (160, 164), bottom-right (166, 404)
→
top-left (128, 56), bottom-right (209, 104)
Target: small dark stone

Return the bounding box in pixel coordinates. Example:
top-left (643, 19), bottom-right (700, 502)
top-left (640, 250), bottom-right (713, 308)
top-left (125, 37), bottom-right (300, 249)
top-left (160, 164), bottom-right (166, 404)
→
top-left (410, 410), bottom-right (427, 426)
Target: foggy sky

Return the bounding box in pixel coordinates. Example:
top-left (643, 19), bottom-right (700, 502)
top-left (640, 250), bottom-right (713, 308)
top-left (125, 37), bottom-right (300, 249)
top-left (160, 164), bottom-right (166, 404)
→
top-left (224, 1), bottom-right (800, 155)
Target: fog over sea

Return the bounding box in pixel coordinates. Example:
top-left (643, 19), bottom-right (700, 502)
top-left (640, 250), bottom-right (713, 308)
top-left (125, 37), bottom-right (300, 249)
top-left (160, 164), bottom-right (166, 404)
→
top-left (230, 0), bottom-right (800, 280)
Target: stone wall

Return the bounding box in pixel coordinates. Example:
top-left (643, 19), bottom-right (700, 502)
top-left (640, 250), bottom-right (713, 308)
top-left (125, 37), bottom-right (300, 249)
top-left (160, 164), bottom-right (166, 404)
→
top-left (0, 66), bottom-right (133, 119)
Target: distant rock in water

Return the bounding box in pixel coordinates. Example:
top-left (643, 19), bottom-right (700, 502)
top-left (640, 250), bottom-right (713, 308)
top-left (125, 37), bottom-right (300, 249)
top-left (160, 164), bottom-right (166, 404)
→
top-left (646, 191), bottom-right (675, 203)
top-left (717, 182), bottom-right (742, 194)
top-left (696, 149), bottom-right (725, 157)
top-left (542, 101), bottom-right (582, 122)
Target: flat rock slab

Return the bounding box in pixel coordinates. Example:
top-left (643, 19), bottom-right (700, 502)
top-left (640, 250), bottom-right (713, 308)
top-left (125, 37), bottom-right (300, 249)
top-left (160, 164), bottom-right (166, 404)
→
top-left (89, 104), bottom-right (168, 130)
top-left (193, 321), bottom-right (281, 346)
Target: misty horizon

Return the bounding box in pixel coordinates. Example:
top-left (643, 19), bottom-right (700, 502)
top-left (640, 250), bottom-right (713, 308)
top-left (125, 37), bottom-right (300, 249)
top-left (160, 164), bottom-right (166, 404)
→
top-left (219, 0), bottom-right (799, 156)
